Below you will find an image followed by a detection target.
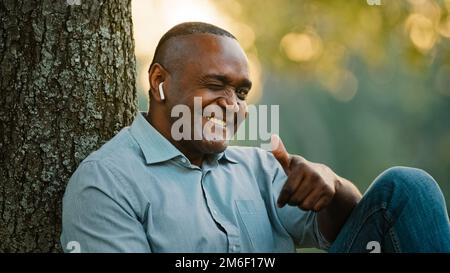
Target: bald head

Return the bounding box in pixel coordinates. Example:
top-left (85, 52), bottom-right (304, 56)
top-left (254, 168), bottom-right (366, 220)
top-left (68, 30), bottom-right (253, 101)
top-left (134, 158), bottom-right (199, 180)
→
top-left (150, 22), bottom-right (237, 72)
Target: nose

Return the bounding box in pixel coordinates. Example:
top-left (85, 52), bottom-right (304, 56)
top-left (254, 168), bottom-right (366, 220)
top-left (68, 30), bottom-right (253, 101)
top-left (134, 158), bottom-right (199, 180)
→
top-left (217, 88), bottom-right (239, 112)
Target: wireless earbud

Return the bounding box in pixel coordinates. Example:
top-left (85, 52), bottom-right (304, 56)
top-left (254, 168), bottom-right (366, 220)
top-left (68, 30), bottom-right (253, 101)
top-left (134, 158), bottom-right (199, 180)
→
top-left (158, 82), bottom-right (165, 101)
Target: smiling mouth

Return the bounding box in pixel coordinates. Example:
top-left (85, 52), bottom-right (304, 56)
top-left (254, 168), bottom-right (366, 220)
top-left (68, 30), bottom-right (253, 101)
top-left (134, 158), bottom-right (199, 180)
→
top-left (205, 116), bottom-right (227, 128)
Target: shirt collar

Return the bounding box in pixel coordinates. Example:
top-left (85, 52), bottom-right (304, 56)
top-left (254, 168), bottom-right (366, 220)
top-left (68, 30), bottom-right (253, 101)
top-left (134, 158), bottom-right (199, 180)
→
top-left (130, 112), bottom-right (182, 164)
top-left (130, 112), bottom-right (238, 165)
top-left (213, 150), bottom-right (239, 164)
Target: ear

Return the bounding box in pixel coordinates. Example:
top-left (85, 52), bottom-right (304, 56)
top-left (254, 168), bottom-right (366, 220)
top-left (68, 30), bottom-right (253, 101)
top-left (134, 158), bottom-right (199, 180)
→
top-left (148, 63), bottom-right (168, 102)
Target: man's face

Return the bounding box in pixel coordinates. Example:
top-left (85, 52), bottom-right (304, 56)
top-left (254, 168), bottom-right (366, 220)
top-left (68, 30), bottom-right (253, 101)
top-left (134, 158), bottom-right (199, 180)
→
top-left (165, 34), bottom-right (251, 155)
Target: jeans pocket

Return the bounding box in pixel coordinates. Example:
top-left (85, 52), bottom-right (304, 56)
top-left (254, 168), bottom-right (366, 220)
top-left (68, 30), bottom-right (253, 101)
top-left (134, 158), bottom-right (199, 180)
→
top-left (235, 200), bottom-right (273, 251)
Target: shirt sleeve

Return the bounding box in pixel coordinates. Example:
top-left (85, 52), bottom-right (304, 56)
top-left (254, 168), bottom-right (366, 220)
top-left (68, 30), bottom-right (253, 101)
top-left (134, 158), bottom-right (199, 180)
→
top-left (264, 151), bottom-right (331, 250)
top-left (60, 160), bottom-right (151, 253)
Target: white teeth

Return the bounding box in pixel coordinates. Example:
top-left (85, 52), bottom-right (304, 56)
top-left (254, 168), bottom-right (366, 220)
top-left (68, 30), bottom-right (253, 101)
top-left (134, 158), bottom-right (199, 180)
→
top-left (206, 117), bottom-right (226, 127)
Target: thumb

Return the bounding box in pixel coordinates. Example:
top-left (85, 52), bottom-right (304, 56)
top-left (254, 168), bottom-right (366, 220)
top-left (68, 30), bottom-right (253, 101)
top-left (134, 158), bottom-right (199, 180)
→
top-left (271, 134), bottom-right (290, 172)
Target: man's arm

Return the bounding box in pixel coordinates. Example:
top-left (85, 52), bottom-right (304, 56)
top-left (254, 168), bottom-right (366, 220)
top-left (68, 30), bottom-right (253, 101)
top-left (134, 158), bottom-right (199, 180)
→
top-left (317, 175), bottom-right (362, 242)
top-left (271, 134), bottom-right (362, 244)
top-left (61, 160), bottom-right (151, 253)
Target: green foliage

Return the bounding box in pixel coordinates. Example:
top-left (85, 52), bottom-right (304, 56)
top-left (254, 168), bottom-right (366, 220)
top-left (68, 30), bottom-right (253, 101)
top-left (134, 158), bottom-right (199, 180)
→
top-left (217, 0), bottom-right (450, 206)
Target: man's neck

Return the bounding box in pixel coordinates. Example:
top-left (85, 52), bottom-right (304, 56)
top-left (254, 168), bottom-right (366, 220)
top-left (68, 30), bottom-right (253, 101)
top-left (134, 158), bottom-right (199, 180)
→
top-left (145, 111), bottom-right (205, 167)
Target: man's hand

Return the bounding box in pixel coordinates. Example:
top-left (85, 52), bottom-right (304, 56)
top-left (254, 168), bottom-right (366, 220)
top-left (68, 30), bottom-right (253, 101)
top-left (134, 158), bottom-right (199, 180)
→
top-left (271, 134), bottom-right (339, 211)
top-left (271, 134), bottom-right (362, 242)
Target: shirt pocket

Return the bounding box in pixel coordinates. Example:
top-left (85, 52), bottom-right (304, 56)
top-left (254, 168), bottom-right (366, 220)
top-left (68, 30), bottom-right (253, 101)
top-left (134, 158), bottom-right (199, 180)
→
top-left (235, 199), bottom-right (273, 252)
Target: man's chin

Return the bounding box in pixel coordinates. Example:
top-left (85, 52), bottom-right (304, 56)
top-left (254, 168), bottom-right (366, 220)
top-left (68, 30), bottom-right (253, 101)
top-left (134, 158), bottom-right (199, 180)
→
top-left (198, 139), bottom-right (228, 154)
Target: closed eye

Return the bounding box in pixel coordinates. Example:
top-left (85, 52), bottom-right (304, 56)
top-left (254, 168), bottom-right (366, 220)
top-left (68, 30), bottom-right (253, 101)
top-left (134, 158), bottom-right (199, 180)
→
top-left (206, 84), bottom-right (226, 91)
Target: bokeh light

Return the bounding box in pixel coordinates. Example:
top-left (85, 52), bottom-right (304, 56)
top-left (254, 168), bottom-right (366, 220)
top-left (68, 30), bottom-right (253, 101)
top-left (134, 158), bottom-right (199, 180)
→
top-left (406, 13), bottom-right (437, 52)
top-left (280, 32), bottom-right (323, 62)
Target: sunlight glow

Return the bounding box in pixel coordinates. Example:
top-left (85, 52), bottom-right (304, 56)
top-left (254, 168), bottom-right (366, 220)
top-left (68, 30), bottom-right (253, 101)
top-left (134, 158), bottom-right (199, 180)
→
top-left (405, 13), bottom-right (437, 52)
top-left (280, 32), bottom-right (323, 62)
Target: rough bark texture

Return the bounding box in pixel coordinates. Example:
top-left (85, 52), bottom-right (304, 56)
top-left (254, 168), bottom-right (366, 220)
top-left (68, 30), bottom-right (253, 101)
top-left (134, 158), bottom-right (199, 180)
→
top-left (0, 0), bottom-right (137, 252)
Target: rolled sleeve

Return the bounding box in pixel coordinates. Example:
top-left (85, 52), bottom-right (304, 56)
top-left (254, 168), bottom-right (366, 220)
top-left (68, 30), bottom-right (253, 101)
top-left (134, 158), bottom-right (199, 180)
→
top-left (275, 201), bottom-right (330, 249)
top-left (268, 153), bottom-right (330, 250)
top-left (312, 212), bottom-right (331, 250)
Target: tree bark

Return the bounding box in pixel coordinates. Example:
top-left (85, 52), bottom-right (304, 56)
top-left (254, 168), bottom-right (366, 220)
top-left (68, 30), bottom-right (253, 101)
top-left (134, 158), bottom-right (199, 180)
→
top-left (0, 0), bottom-right (137, 252)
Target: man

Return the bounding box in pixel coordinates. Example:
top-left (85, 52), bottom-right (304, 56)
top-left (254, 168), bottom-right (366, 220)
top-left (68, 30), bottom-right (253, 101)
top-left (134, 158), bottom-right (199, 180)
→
top-left (61, 22), bottom-right (450, 252)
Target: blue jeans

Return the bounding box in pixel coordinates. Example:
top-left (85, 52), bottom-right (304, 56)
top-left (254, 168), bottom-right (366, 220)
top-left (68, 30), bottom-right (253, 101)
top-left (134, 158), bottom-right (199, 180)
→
top-left (328, 167), bottom-right (450, 253)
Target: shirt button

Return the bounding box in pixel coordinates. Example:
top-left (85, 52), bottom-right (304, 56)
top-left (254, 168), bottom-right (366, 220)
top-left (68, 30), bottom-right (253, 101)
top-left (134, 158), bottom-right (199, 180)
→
top-left (180, 158), bottom-right (187, 163)
top-left (212, 209), bottom-right (217, 215)
top-left (231, 245), bottom-right (237, 252)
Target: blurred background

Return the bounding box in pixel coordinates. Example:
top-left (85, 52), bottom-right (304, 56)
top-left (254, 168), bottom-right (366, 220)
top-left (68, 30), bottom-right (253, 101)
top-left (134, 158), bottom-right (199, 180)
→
top-left (131, 0), bottom-right (450, 214)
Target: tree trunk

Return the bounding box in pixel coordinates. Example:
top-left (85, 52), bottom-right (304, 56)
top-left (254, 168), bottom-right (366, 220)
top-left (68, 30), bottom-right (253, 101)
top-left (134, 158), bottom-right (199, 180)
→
top-left (0, 0), bottom-right (137, 252)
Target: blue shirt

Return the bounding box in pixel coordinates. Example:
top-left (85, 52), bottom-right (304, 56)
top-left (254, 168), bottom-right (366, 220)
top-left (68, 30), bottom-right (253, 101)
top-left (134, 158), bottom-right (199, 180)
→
top-left (61, 113), bottom-right (329, 252)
